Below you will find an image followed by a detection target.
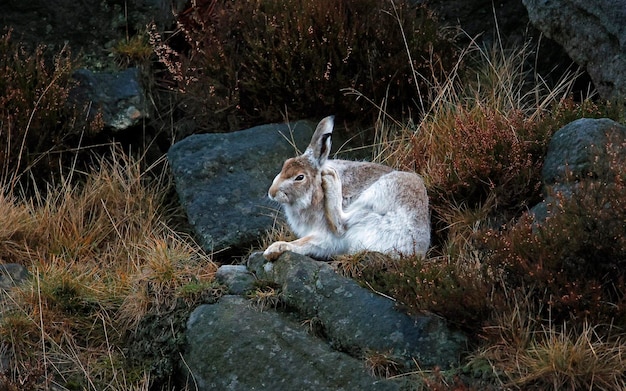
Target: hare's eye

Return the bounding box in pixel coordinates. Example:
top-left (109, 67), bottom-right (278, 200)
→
top-left (294, 174), bottom-right (305, 181)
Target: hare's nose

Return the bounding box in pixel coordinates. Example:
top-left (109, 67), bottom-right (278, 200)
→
top-left (268, 175), bottom-right (282, 199)
top-left (268, 183), bottom-right (279, 199)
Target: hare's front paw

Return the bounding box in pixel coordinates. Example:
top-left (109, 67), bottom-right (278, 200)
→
top-left (321, 166), bottom-right (341, 194)
top-left (263, 241), bottom-right (293, 261)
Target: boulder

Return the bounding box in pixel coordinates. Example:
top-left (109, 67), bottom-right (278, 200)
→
top-left (531, 117), bottom-right (626, 222)
top-left (182, 252), bottom-right (467, 390)
top-left (248, 252), bottom-right (467, 369)
top-left (167, 120), bottom-right (316, 254)
top-left (523, 0), bottom-right (626, 100)
top-left (182, 295), bottom-right (402, 391)
top-left (0, 0), bottom-right (184, 65)
top-left (71, 68), bottom-right (148, 131)
top-left (541, 118), bottom-right (626, 185)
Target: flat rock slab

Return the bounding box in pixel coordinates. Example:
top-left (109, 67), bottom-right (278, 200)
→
top-left (167, 120), bottom-right (315, 254)
top-left (248, 252), bottom-right (467, 369)
top-left (183, 295), bottom-right (401, 391)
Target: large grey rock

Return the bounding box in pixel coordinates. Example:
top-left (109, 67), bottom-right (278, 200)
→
top-left (248, 252), bottom-right (467, 369)
top-left (523, 0), bottom-right (626, 100)
top-left (182, 295), bottom-right (401, 391)
top-left (541, 118), bottom-right (626, 185)
top-left (167, 120), bottom-right (315, 254)
top-left (71, 68), bottom-right (148, 130)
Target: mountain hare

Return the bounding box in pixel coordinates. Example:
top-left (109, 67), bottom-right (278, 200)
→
top-left (263, 116), bottom-right (430, 261)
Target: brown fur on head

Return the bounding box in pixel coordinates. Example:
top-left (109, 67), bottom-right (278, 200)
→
top-left (268, 156), bottom-right (322, 208)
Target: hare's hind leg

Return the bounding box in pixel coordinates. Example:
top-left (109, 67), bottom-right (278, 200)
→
top-left (321, 166), bottom-right (348, 235)
top-left (343, 172), bottom-right (430, 256)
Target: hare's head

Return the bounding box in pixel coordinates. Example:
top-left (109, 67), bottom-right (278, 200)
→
top-left (268, 116), bottom-right (334, 208)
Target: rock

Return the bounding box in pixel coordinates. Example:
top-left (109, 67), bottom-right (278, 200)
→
top-left (424, 0), bottom-right (529, 45)
top-left (248, 252), bottom-right (467, 369)
top-left (0, 0), bottom-right (184, 67)
top-left (422, 0), bottom-right (579, 88)
top-left (0, 264), bottom-right (29, 289)
top-left (541, 118), bottom-right (626, 185)
top-left (523, 0), bottom-right (626, 100)
top-left (215, 264), bottom-right (255, 295)
top-left (167, 120), bottom-right (316, 254)
top-left (71, 68), bottom-right (148, 131)
top-left (531, 117), bottom-right (626, 223)
top-left (182, 295), bottom-right (402, 391)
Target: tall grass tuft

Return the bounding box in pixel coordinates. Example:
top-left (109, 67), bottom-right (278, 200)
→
top-left (476, 302), bottom-right (626, 391)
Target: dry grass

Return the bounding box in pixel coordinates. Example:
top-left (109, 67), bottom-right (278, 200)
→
top-left (248, 282), bottom-right (283, 312)
top-left (0, 147), bottom-right (216, 390)
top-left (513, 324), bottom-right (626, 390)
top-left (475, 293), bottom-right (626, 390)
top-left (364, 349), bottom-right (402, 378)
top-left (380, 41), bottom-right (583, 213)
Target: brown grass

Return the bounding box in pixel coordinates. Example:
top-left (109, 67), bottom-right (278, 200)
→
top-left (0, 147), bottom-right (216, 390)
top-left (336, 31), bottom-right (626, 390)
top-left (364, 349), bottom-right (402, 378)
top-left (475, 297), bottom-right (626, 391)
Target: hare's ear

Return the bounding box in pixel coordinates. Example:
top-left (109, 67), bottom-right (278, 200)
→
top-left (304, 116), bottom-right (334, 167)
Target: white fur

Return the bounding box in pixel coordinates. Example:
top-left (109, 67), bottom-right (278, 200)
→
top-left (263, 116), bottom-right (430, 261)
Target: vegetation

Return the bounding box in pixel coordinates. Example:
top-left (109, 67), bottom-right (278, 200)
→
top-left (150, 0), bottom-right (456, 132)
top-left (1, 0), bottom-right (626, 389)
top-left (331, 35), bottom-right (626, 391)
top-left (0, 30), bottom-right (107, 193)
top-left (0, 146), bottom-right (218, 390)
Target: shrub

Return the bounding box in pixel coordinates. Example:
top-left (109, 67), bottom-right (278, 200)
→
top-left (152, 0), bottom-right (456, 132)
top-left (0, 29), bottom-right (103, 189)
top-left (482, 137), bottom-right (626, 327)
top-left (378, 42), bottom-right (623, 254)
top-left (389, 44), bottom-right (585, 211)
top-left (333, 252), bottom-right (492, 333)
